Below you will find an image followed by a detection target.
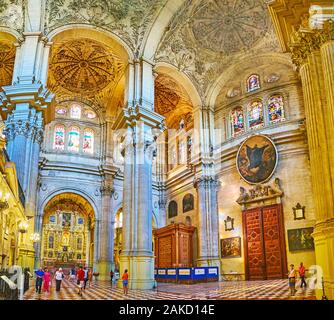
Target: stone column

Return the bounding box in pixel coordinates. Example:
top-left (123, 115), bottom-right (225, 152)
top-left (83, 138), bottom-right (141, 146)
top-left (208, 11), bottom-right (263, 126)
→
top-left (114, 107), bottom-right (164, 289)
top-left (97, 179), bottom-right (114, 280)
top-left (290, 19), bottom-right (334, 299)
top-left (194, 175), bottom-right (220, 268)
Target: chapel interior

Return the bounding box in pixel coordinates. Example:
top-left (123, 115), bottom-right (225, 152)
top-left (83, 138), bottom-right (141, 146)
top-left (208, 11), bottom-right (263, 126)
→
top-left (0, 0), bottom-right (333, 300)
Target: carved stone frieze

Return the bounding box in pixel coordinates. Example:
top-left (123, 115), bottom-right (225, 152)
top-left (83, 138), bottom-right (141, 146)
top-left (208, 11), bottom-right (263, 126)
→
top-left (0, 0), bottom-right (24, 33)
top-left (236, 177), bottom-right (283, 206)
top-left (44, 0), bottom-right (167, 57)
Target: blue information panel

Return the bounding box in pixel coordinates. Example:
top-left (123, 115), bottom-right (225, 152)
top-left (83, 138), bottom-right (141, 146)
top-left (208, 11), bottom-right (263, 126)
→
top-left (166, 268), bottom-right (177, 280)
top-left (156, 268), bottom-right (167, 279)
top-left (206, 267), bottom-right (219, 279)
top-left (193, 267), bottom-right (207, 280)
top-left (177, 268), bottom-right (193, 280)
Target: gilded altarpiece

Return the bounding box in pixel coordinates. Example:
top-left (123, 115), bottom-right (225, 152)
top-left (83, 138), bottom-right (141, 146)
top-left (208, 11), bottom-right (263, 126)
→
top-left (42, 211), bottom-right (90, 267)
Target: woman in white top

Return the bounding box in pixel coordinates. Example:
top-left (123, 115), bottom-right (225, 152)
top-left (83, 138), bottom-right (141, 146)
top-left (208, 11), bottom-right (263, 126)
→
top-left (55, 268), bottom-right (64, 292)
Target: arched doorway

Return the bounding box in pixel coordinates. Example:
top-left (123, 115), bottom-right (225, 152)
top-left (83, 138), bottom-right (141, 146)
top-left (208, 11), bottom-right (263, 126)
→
top-left (41, 193), bottom-right (95, 269)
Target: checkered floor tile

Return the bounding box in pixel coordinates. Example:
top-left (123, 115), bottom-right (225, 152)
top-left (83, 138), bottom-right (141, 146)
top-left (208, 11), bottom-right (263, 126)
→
top-left (23, 278), bottom-right (316, 300)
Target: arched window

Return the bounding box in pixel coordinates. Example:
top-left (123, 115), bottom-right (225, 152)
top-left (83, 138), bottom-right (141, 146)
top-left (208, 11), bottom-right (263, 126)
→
top-left (68, 126), bottom-right (80, 152)
top-left (231, 107), bottom-right (244, 135)
top-left (183, 193), bottom-right (194, 213)
top-left (168, 201), bottom-right (178, 218)
top-left (247, 74), bottom-right (260, 92)
top-left (48, 234), bottom-right (54, 249)
top-left (84, 109), bottom-right (96, 119)
top-left (268, 95), bottom-right (285, 123)
top-left (83, 129), bottom-right (94, 154)
top-left (53, 125), bottom-right (65, 150)
top-left (248, 101), bottom-right (264, 129)
top-left (55, 106), bottom-right (67, 115)
top-left (70, 104), bottom-right (81, 119)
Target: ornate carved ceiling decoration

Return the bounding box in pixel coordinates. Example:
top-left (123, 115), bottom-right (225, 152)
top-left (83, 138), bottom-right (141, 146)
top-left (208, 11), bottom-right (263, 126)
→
top-left (45, 0), bottom-right (167, 56)
top-left (155, 0), bottom-right (281, 97)
top-left (155, 73), bottom-right (193, 129)
top-left (0, 0), bottom-right (24, 32)
top-left (43, 192), bottom-right (95, 222)
top-left (48, 38), bottom-right (125, 97)
top-left (191, 0), bottom-right (268, 55)
top-left (0, 41), bottom-right (15, 87)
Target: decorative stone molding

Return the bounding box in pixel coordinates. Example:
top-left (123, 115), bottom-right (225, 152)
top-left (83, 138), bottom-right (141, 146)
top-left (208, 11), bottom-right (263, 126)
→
top-left (290, 18), bottom-right (334, 68)
top-left (100, 180), bottom-right (114, 196)
top-left (193, 175), bottom-right (220, 191)
top-left (236, 177), bottom-right (284, 209)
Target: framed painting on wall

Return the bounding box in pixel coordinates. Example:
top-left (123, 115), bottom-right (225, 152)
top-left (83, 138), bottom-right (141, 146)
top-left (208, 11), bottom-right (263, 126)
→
top-left (287, 227), bottom-right (315, 251)
top-left (221, 237), bottom-right (241, 258)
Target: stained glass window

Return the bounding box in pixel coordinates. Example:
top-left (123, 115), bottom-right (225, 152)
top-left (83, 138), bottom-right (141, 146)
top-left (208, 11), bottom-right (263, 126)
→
top-left (70, 104), bottom-right (81, 119)
top-left (53, 125), bottom-right (65, 151)
top-left (231, 107), bottom-right (244, 135)
top-left (83, 129), bottom-right (94, 154)
top-left (68, 127), bottom-right (80, 152)
top-left (247, 74), bottom-right (260, 92)
top-left (268, 95), bottom-right (285, 123)
top-left (248, 101), bottom-right (264, 129)
top-left (84, 110), bottom-right (96, 119)
top-left (55, 107), bottom-right (67, 115)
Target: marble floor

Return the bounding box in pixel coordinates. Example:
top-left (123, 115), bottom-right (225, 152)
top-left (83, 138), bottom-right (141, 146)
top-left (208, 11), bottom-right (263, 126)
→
top-left (23, 278), bottom-right (316, 300)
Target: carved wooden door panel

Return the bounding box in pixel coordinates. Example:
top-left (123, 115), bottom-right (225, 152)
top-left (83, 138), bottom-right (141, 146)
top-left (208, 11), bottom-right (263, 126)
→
top-left (262, 205), bottom-right (287, 279)
top-left (243, 207), bottom-right (265, 280)
top-left (243, 204), bottom-right (287, 280)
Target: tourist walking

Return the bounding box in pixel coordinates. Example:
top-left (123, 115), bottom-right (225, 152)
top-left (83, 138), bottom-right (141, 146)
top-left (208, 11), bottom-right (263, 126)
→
top-left (288, 264), bottom-right (297, 296)
top-left (83, 267), bottom-right (89, 290)
top-left (122, 269), bottom-right (129, 295)
top-left (299, 262), bottom-right (307, 288)
top-left (77, 266), bottom-right (85, 296)
top-left (55, 268), bottom-right (64, 292)
top-left (35, 267), bottom-right (44, 294)
top-left (88, 269), bottom-right (93, 287)
top-left (43, 268), bottom-right (51, 293)
top-left (70, 267), bottom-right (76, 282)
top-left (110, 269), bottom-right (114, 286)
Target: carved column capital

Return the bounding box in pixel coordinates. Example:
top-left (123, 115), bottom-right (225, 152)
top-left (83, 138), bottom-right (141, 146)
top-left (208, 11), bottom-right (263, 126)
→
top-left (290, 19), bottom-right (334, 68)
top-left (100, 180), bottom-right (114, 196)
top-left (193, 175), bottom-right (220, 191)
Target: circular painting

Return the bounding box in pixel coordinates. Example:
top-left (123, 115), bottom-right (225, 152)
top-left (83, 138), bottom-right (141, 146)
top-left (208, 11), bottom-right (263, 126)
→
top-left (236, 135), bottom-right (278, 184)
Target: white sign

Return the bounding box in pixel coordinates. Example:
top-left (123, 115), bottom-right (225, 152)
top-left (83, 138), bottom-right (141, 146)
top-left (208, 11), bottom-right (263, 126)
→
top-left (208, 268), bottom-right (218, 275)
top-left (158, 270), bottom-right (166, 275)
top-left (195, 269), bottom-right (205, 275)
top-left (167, 269), bottom-right (176, 275)
top-left (178, 269), bottom-right (190, 276)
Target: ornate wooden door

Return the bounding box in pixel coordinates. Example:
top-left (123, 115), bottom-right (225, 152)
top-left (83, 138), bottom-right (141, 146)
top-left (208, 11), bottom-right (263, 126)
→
top-left (243, 204), bottom-right (287, 280)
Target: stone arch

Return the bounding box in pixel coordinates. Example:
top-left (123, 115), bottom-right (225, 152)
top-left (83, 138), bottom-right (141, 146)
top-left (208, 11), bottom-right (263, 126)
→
top-left (46, 24), bottom-right (134, 61)
top-left (142, 0), bottom-right (185, 59)
top-left (155, 62), bottom-right (202, 108)
top-left (205, 53), bottom-right (296, 108)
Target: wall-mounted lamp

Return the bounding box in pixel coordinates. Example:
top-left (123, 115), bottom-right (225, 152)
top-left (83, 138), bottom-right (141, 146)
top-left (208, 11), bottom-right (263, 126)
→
top-left (293, 203), bottom-right (306, 220)
top-left (224, 216), bottom-right (234, 231)
top-left (18, 221), bottom-right (29, 234)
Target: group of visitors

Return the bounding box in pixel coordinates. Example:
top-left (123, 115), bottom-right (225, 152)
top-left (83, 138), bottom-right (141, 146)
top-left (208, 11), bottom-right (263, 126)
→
top-left (34, 266), bottom-right (129, 296)
top-left (288, 262), bottom-right (307, 296)
top-left (34, 266), bottom-right (93, 295)
top-left (34, 267), bottom-right (63, 294)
